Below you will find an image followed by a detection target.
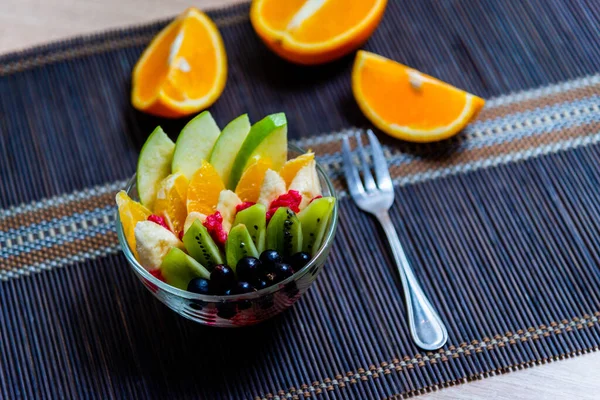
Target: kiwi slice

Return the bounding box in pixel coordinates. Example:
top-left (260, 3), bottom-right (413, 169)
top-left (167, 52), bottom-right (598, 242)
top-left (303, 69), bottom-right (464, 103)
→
top-left (183, 220), bottom-right (224, 271)
top-left (233, 204), bottom-right (267, 253)
top-left (225, 224), bottom-right (259, 271)
top-left (161, 247), bottom-right (211, 290)
top-left (298, 197), bottom-right (336, 255)
top-left (266, 207), bottom-right (303, 256)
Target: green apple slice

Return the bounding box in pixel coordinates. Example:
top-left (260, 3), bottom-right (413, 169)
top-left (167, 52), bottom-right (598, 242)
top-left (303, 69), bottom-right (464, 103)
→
top-left (228, 113), bottom-right (287, 188)
top-left (161, 247), bottom-right (211, 290)
top-left (137, 126), bottom-right (175, 210)
top-left (209, 114), bottom-right (251, 188)
top-left (172, 111), bottom-right (221, 179)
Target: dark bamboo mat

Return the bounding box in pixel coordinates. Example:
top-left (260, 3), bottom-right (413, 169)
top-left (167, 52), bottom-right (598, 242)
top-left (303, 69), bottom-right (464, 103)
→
top-left (1, 1), bottom-right (600, 399)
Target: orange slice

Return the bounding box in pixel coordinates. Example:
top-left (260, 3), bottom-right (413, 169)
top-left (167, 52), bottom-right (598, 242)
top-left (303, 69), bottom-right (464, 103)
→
top-left (352, 51), bottom-right (485, 143)
top-left (278, 152), bottom-right (314, 187)
top-left (187, 160), bottom-right (225, 215)
top-left (235, 157), bottom-right (273, 202)
top-left (153, 173), bottom-right (189, 236)
top-left (116, 190), bottom-right (152, 259)
top-left (131, 8), bottom-right (227, 118)
top-left (250, 0), bottom-right (387, 65)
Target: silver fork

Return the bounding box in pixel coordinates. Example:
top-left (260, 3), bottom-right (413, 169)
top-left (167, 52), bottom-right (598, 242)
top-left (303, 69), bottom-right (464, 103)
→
top-left (342, 130), bottom-right (448, 350)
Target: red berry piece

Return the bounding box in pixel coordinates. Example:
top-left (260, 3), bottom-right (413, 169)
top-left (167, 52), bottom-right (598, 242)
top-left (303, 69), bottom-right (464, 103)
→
top-left (269, 190), bottom-right (302, 213)
top-left (203, 211), bottom-right (228, 247)
top-left (148, 214), bottom-right (170, 231)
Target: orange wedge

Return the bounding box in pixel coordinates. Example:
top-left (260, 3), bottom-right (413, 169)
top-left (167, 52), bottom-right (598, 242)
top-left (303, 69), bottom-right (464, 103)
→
top-left (116, 191), bottom-right (152, 259)
top-left (153, 173), bottom-right (189, 236)
top-left (235, 158), bottom-right (273, 202)
top-left (187, 160), bottom-right (225, 215)
top-left (352, 51), bottom-right (485, 142)
top-left (131, 8), bottom-right (227, 118)
top-left (279, 152), bottom-right (314, 187)
top-left (250, 0), bottom-right (387, 65)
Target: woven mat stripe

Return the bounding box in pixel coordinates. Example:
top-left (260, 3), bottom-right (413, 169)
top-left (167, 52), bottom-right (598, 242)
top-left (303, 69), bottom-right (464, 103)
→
top-left (2, 124), bottom-right (600, 280)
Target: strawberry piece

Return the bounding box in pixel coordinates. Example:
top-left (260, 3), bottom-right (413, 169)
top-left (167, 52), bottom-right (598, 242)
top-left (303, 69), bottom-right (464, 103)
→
top-left (269, 190), bottom-right (302, 213)
top-left (266, 190), bottom-right (302, 222)
top-left (203, 211), bottom-right (228, 247)
top-left (148, 214), bottom-right (170, 231)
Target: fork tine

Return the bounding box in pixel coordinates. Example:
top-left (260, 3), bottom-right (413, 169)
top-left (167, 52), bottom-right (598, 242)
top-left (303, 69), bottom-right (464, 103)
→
top-left (354, 131), bottom-right (377, 192)
top-left (367, 129), bottom-right (393, 190)
top-left (342, 136), bottom-right (365, 197)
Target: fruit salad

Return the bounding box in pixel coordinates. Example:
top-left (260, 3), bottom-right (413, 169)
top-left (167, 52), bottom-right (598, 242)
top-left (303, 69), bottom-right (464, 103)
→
top-left (116, 111), bottom-right (336, 296)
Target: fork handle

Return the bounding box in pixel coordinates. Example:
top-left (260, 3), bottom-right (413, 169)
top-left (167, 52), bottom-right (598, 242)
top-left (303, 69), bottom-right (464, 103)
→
top-left (375, 211), bottom-right (448, 350)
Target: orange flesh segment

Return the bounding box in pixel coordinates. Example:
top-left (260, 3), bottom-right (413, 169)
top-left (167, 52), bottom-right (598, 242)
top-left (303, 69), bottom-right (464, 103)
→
top-left (235, 158), bottom-right (273, 203)
top-left (291, 0), bottom-right (379, 44)
top-left (135, 20), bottom-right (182, 104)
top-left (279, 152), bottom-right (315, 187)
top-left (260, 0), bottom-right (306, 32)
top-left (131, 8), bottom-right (227, 117)
top-left (161, 16), bottom-right (220, 102)
top-left (153, 174), bottom-right (189, 236)
top-left (359, 57), bottom-right (469, 129)
top-left (116, 191), bottom-right (151, 259)
top-left (187, 160), bottom-right (225, 215)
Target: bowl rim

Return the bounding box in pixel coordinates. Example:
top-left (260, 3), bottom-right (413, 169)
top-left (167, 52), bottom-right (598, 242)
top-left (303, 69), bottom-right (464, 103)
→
top-left (116, 143), bottom-right (339, 302)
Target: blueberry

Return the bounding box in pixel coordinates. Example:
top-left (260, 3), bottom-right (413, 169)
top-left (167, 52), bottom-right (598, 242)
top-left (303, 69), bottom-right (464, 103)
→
top-left (210, 265), bottom-right (236, 294)
top-left (260, 250), bottom-right (282, 272)
top-left (236, 257), bottom-right (262, 283)
top-left (187, 278), bottom-right (211, 295)
top-left (288, 252), bottom-right (311, 270)
top-left (255, 278), bottom-right (270, 290)
top-left (233, 281), bottom-right (256, 294)
top-left (273, 263), bottom-right (294, 282)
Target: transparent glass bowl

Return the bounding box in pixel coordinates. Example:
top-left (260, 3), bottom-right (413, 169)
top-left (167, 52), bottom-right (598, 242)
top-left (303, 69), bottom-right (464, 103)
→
top-left (116, 145), bottom-right (338, 327)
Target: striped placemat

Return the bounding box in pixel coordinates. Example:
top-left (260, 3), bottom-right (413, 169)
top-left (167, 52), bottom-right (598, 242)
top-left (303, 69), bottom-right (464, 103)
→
top-left (1, 1), bottom-right (600, 399)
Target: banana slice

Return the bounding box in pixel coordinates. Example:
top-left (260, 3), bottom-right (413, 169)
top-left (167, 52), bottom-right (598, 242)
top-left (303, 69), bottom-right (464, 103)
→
top-left (216, 190), bottom-right (242, 233)
top-left (257, 169), bottom-right (287, 207)
top-left (135, 221), bottom-right (184, 271)
top-left (289, 160), bottom-right (322, 209)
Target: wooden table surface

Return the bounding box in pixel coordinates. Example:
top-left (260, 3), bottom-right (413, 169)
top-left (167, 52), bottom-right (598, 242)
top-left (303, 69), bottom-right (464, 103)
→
top-left (2, 0), bottom-right (599, 398)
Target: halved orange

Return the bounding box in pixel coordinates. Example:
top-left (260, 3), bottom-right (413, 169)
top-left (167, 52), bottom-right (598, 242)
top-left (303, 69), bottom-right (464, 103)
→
top-left (352, 51), bottom-right (485, 142)
top-left (131, 8), bottom-right (227, 118)
top-left (250, 0), bottom-right (387, 65)
top-left (153, 173), bottom-right (189, 236)
top-left (187, 160), bottom-right (225, 215)
top-left (235, 157), bottom-right (273, 202)
top-left (278, 152), bottom-right (314, 187)
top-left (116, 190), bottom-right (152, 259)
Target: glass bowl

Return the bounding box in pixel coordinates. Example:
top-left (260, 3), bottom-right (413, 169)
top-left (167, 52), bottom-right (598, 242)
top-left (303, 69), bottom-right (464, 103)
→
top-left (116, 144), bottom-right (338, 327)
